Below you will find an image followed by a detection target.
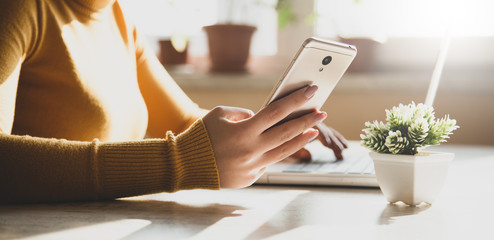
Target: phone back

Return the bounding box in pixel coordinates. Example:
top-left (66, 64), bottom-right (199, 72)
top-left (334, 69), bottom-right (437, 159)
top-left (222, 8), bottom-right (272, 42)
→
top-left (262, 38), bottom-right (357, 122)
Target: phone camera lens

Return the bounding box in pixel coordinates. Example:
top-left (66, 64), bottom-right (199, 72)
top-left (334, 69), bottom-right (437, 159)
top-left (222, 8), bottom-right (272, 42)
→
top-left (322, 56), bottom-right (332, 65)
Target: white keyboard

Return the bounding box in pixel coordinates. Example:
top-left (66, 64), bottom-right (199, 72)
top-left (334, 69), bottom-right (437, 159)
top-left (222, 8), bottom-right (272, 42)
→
top-left (282, 141), bottom-right (375, 175)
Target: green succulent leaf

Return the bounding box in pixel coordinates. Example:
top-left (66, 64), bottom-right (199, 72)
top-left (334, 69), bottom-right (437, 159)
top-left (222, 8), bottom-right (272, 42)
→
top-left (361, 102), bottom-right (459, 155)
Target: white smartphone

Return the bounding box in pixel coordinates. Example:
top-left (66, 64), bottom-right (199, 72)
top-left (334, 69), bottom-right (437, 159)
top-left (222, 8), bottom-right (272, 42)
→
top-left (261, 37), bottom-right (357, 123)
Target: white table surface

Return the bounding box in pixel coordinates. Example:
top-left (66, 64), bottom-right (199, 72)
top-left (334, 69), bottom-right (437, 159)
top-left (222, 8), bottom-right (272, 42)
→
top-left (1, 144), bottom-right (493, 240)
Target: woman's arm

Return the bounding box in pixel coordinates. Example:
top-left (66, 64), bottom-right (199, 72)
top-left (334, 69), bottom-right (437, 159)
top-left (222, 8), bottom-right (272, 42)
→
top-left (0, 0), bottom-right (36, 135)
top-left (134, 36), bottom-right (206, 138)
top-left (0, 120), bottom-right (219, 204)
top-left (0, 0), bottom-right (219, 204)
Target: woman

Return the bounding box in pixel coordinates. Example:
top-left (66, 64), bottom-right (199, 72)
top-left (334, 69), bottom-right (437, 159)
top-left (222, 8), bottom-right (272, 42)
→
top-left (0, 0), bottom-right (347, 203)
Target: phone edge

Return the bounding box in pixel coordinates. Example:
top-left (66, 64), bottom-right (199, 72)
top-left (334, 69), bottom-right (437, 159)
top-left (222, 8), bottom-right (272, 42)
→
top-left (260, 37), bottom-right (357, 110)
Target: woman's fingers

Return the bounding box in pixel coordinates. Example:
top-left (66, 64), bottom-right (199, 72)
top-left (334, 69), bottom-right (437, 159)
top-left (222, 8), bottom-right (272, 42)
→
top-left (332, 127), bottom-right (349, 149)
top-left (316, 123), bottom-right (348, 160)
top-left (202, 85), bottom-right (348, 189)
top-left (250, 85), bottom-right (318, 133)
top-left (259, 128), bottom-right (319, 167)
top-left (260, 110), bottom-right (327, 152)
top-left (291, 148), bottom-right (312, 162)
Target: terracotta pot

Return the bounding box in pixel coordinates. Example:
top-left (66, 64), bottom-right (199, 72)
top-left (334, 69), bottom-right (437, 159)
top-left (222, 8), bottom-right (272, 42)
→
top-left (203, 24), bottom-right (256, 72)
top-left (370, 151), bottom-right (454, 206)
top-left (159, 40), bottom-right (188, 65)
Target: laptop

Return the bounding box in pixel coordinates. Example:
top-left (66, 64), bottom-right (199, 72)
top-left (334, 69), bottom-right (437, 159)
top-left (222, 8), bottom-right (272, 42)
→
top-left (255, 140), bottom-right (379, 187)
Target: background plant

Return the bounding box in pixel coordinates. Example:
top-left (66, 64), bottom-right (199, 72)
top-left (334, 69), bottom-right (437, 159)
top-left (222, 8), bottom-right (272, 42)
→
top-left (361, 102), bottom-right (459, 155)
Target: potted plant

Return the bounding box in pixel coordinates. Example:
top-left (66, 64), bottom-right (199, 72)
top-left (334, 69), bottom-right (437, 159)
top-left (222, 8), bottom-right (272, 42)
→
top-left (361, 102), bottom-right (459, 206)
top-left (156, 0), bottom-right (202, 66)
top-left (203, 24), bottom-right (256, 72)
top-left (159, 35), bottom-right (189, 66)
top-left (203, 0), bottom-right (259, 72)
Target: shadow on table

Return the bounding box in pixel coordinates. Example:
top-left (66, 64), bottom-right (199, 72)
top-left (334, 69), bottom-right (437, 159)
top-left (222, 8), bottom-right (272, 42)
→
top-left (377, 202), bottom-right (431, 225)
top-left (244, 186), bottom-right (382, 239)
top-left (0, 199), bottom-right (245, 239)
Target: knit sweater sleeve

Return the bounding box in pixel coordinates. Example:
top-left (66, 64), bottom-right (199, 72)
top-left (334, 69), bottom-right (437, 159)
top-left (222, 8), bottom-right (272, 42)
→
top-left (0, 0), bottom-right (36, 134)
top-left (0, 119), bottom-right (219, 204)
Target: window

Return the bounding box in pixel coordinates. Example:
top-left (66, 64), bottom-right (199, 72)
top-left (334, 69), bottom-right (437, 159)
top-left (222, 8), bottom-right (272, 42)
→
top-left (119, 0), bottom-right (278, 56)
top-left (315, 0), bottom-right (494, 38)
top-left (313, 0), bottom-right (494, 71)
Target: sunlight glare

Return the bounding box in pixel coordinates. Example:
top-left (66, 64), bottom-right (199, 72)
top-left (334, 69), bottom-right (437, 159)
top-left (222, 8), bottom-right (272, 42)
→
top-left (189, 190), bottom-right (308, 240)
top-left (316, 0), bottom-right (494, 37)
top-left (24, 219), bottom-right (151, 240)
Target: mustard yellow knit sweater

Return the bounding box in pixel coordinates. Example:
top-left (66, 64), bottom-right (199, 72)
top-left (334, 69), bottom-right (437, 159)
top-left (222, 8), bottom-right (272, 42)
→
top-left (0, 0), bottom-right (219, 203)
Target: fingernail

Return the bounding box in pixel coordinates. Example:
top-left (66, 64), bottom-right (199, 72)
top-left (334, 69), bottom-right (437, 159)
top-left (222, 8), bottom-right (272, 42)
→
top-left (315, 111), bottom-right (327, 122)
top-left (308, 129), bottom-right (319, 141)
top-left (304, 85), bottom-right (318, 99)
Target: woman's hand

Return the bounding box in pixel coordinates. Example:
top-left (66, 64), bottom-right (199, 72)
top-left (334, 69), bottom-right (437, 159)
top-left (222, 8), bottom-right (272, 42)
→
top-left (202, 86), bottom-right (326, 188)
top-left (315, 123), bottom-right (348, 160)
top-left (290, 123), bottom-right (348, 161)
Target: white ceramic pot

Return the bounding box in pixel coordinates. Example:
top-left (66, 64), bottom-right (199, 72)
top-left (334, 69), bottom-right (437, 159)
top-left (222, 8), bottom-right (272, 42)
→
top-left (370, 151), bottom-right (454, 206)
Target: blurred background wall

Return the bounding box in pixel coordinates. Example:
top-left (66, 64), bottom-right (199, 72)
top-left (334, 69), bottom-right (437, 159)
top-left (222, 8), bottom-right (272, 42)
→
top-left (120, 0), bottom-right (494, 145)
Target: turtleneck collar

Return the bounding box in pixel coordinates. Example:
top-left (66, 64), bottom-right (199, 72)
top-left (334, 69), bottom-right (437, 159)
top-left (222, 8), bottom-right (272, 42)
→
top-left (71, 0), bottom-right (115, 11)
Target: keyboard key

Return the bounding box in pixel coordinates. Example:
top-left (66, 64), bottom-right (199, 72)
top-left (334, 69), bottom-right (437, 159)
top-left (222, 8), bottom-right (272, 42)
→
top-left (347, 160), bottom-right (371, 174)
top-left (299, 163), bottom-right (323, 172)
top-left (281, 144), bottom-right (375, 175)
top-left (284, 163), bottom-right (323, 173)
top-left (362, 163), bottom-right (375, 174)
top-left (328, 161), bottom-right (354, 174)
top-left (283, 163), bottom-right (306, 172)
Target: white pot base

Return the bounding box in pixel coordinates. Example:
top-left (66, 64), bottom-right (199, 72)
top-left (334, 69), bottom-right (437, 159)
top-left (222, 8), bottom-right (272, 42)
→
top-left (370, 151), bottom-right (454, 206)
